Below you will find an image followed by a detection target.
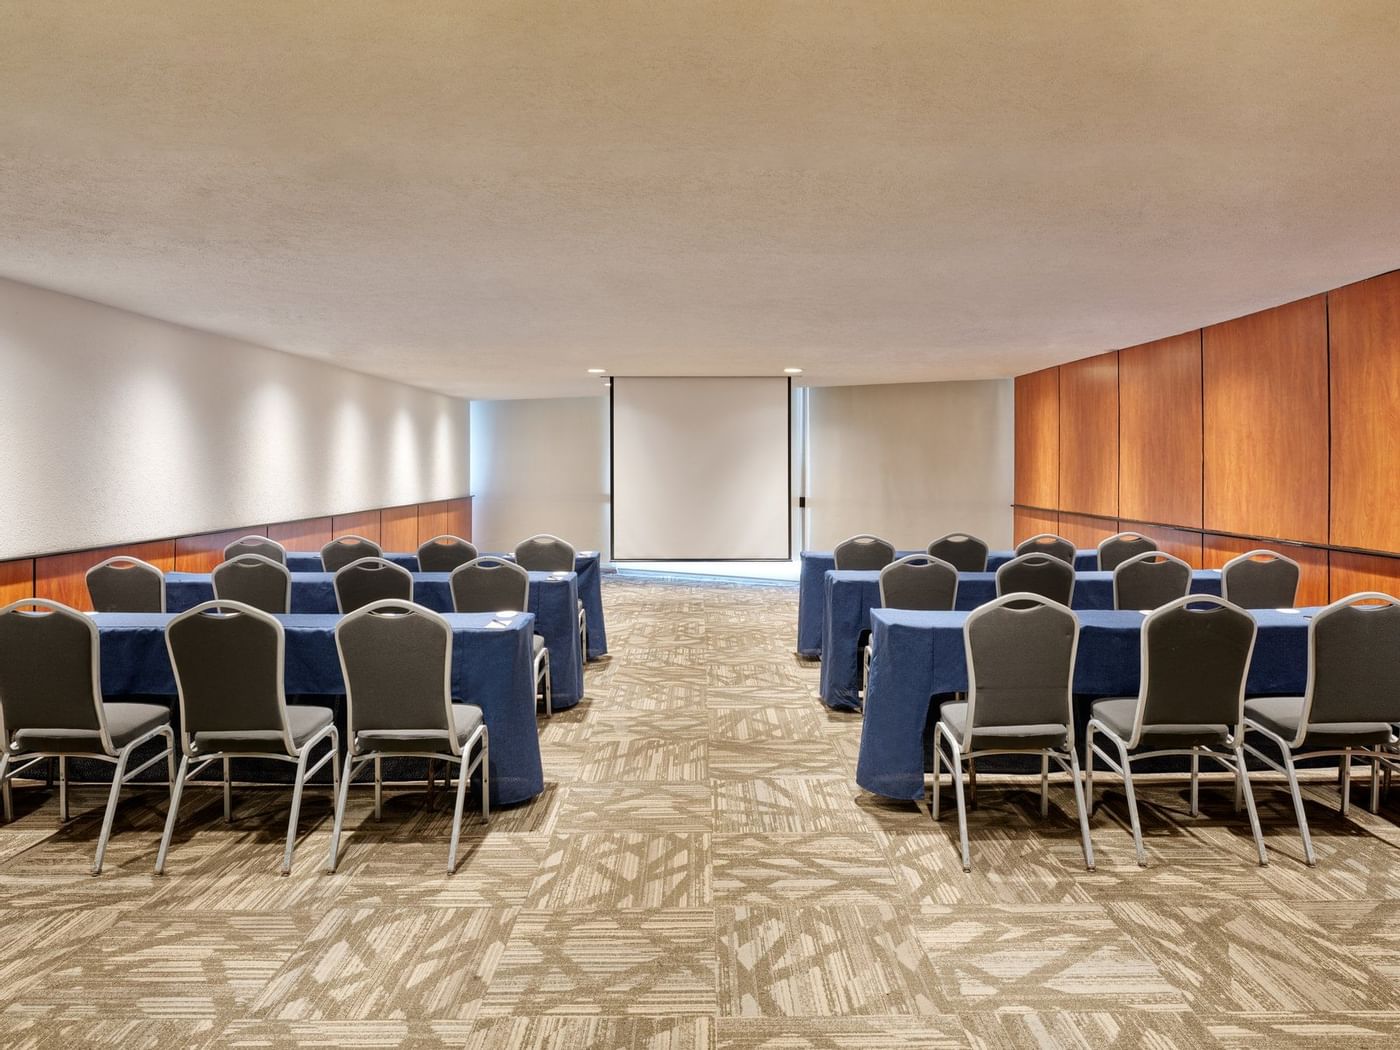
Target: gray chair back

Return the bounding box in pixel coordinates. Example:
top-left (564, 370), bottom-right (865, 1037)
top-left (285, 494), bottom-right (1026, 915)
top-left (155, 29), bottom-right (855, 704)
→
top-left (86, 556), bottom-right (165, 613)
top-left (1016, 533), bottom-right (1076, 565)
top-left (995, 553), bottom-right (1075, 606)
top-left (961, 593), bottom-right (1078, 745)
top-left (334, 557), bottom-right (413, 614)
top-left (878, 555), bottom-right (958, 611)
top-left (336, 600), bottom-right (457, 754)
top-left (1301, 593), bottom-right (1400, 730)
top-left (213, 554), bottom-right (292, 614)
top-left (1135, 595), bottom-right (1256, 737)
top-left (1112, 551), bottom-right (1192, 611)
top-left (321, 535), bottom-right (383, 573)
top-left (223, 535), bottom-right (287, 565)
top-left (1098, 532), bottom-right (1158, 572)
top-left (451, 557), bottom-right (529, 614)
top-left (514, 534), bottom-right (575, 572)
top-left (1221, 549), bottom-right (1301, 608)
top-left (926, 533), bottom-right (988, 572)
top-left (0, 599), bottom-right (112, 753)
top-left (165, 600), bottom-right (292, 755)
top-left (833, 534), bottom-right (896, 571)
top-left (417, 535), bottom-right (479, 573)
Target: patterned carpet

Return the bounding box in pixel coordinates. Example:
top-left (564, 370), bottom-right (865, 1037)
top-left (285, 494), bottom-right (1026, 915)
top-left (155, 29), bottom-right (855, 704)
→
top-left (3, 575), bottom-right (1400, 1047)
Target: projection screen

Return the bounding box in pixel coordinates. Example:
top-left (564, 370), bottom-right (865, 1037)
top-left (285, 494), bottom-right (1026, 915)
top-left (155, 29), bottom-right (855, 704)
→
top-left (611, 377), bottom-right (791, 560)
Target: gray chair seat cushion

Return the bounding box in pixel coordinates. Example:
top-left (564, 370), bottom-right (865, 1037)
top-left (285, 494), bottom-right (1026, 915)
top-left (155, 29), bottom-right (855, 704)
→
top-left (1245, 696), bottom-right (1395, 748)
top-left (533, 634), bottom-right (545, 655)
top-left (192, 704), bottom-right (333, 756)
top-left (1090, 697), bottom-right (1229, 748)
top-left (356, 704), bottom-right (484, 755)
top-left (938, 701), bottom-right (1067, 751)
top-left (13, 702), bottom-right (170, 755)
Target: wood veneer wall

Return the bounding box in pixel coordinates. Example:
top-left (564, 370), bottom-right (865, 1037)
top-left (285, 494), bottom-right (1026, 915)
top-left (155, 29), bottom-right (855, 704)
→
top-left (0, 497), bottom-right (471, 611)
top-left (1013, 268), bottom-right (1400, 604)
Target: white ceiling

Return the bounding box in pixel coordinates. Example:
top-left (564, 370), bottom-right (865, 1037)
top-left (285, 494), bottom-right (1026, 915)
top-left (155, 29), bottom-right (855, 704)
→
top-left (3, 2), bottom-right (1399, 400)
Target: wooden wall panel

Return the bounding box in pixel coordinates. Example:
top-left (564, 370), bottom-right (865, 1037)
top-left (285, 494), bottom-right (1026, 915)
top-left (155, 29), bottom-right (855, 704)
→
top-left (1013, 507), bottom-right (1060, 545)
top-left (380, 505), bottom-right (421, 552)
top-left (446, 497), bottom-right (472, 542)
top-left (1329, 272), bottom-right (1400, 552)
top-left (267, 516), bottom-right (333, 552)
top-left (1120, 523), bottom-right (1203, 567)
top-left (176, 528), bottom-right (263, 573)
top-left (1118, 331), bottom-right (1202, 528)
top-left (1014, 368), bottom-right (1059, 509)
top-left (1057, 512), bottom-right (1119, 551)
top-left (1329, 551), bottom-right (1400, 601)
top-left (415, 500), bottom-right (453, 546)
top-left (1202, 534), bottom-right (1329, 607)
top-left (0, 559), bottom-right (35, 606)
top-left (35, 540), bottom-right (177, 611)
top-left (1202, 296), bottom-right (1328, 544)
top-left (1057, 353), bottom-right (1119, 518)
top-left (331, 510), bottom-right (382, 545)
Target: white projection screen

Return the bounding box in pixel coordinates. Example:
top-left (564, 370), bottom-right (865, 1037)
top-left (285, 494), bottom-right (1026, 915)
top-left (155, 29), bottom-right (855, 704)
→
top-left (611, 377), bottom-right (791, 560)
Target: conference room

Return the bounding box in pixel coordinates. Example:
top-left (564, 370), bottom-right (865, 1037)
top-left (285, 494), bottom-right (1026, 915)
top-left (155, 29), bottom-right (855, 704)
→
top-left (3, 3), bottom-right (1400, 1047)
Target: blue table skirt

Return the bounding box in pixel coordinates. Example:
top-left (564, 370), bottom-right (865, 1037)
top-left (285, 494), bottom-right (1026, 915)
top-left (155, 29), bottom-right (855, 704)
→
top-left (92, 612), bottom-right (545, 806)
top-left (819, 569), bottom-right (1224, 710)
top-left (855, 607), bottom-right (1313, 801)
top-left (165, 572), bottom-right (585, 709)
top-left (284, 551), bottom-right (608, 659)
top-left (796, 548), bottom-right (1097, 657)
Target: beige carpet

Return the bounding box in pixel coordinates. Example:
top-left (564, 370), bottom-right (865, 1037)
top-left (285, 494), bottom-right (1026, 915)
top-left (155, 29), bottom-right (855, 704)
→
top-left (2, 575), bottom-right (1400, 1048)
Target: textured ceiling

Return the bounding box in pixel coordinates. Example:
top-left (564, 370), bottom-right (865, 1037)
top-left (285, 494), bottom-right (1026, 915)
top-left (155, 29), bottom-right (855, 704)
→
top-left (3, 2), bottom-right (1400, 399)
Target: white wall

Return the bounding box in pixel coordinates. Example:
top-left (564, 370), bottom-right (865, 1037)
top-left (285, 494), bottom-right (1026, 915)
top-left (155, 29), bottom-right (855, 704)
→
top-left (470, 395), bottom-right (609, 558)
top-left (805, 380), bottom-right (1014, 551)
top-left (0, 277), bottom-right (470, 558)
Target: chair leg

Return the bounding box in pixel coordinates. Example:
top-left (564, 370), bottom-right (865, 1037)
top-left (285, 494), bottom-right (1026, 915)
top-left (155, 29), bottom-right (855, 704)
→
top-left (1110, 736), bottom-right (1148, 867)
top-left (1189, 748), bottom-right (1200, 817)
top-left (165, 730), bottom-right (177, 798)
top-left (948, 739), bottom-right (972, 873)
top-left (155, 754), bottom-right (191, 875)
top-left (92, 746), bottom-right (134, 876)
top-left (930, 730), bottom-right (943, 820)
top-left (967, 756), bottom-right (978, 808)
top-left (374, 756), bottom-right (382, 820)
top-left (1066, 748), bottom-right (1095, 871)
top-left (326, 755), bottom-right (360, 874)
top-left (59, 756), bottom-right (68, 823)
top-left (0, 752), bottom-right (11, 823)
top-left (1234, 747), bottom-right (1268, 867)
top-left (281, 746), bottom-right (314, 876)
top-left (448, 750), bottom-right (471, 875)
top-left (544, 651), bottom-right (553, 717)
top-left (1341, 750), bottom-right (1352, 816)
top-left (479, 731), bottom-right (490, 823)
top-left (1370, 757), bottom-right (1382, 815)
top-left (223, 757), bottom-right (232, 823)
top-left (426, 758), bottom-right (437, 810)
top-left (1279, 746), bottom-right (1317, 867)
top-left (1039, 753), bottom-right (1049, 818)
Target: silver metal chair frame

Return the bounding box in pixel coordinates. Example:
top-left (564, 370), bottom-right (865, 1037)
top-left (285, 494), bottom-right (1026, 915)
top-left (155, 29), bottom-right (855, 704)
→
top-left (1097, 531), bottom-right (1158, 572)
top-left (0, 598), bottom-right (176, 874)
top-left (1015, 532), bottom-right (1077, 565)
top-left (832, 533), bottom-right (897, 571)
top-left (451, 557), bottom-right (553, 716)
top-left (1085, 594), bottom-right (1266, 868)
top-left (326, 600), bottom-right (489, 875)
top-left (1111, 550), bottom-right (1192, 611)
top-left (212, 552), bottom-right (293, 613)
top-left (223, 535), bottom-right (288, 565)
top-left (862, 554), bottom-right (959, 698)
top-left (926, 532), bottom-right (990, 572)
top-left (85, 555), bottom-right (167, 613)
top-left (320, 534), bottom-right (383, 572)
top-left (1221, 548), bottom-right (1302, 607)
top-left (515, 534), bottom-right (587, 671)
top-left (332, 556), bottom-right (414, 614)
top-left (156, 600), bottom-right (340, 876)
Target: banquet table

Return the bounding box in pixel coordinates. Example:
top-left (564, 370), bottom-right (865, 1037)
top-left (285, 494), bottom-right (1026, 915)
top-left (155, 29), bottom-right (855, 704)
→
top-left (165, 570), bottom-right (585, 708)
top-left (796, 547), bottom-right (1098, 658)
top-left (91, 611), bottom-right (545, 805)
top-left (855, 607), bottom-right (1314, 801)
top-left (819, 568), bottom-right (1224, 709)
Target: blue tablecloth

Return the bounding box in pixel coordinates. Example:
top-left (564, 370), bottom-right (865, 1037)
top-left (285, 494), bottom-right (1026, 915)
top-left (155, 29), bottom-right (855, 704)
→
top-left (796, 547), bottom-right (1097, 657)
top-left (92, 612), bottom-right (544, 806)
top-left (855, 607), bottom-right (1314, 801)
top-left (819, 569), bottom-right (1225, 710)
top-left (283, 550), bottom-right (608, 659)
top-left (164, 571), bottom-right (585, 709)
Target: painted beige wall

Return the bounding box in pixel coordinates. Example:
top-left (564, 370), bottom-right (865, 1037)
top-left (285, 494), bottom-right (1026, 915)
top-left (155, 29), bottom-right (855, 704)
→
top-left (0, 277), bottom-right (470, 558)
top-left (805, 380), bottom-right (1014, 551)
top-left (469, 395), bottom-right (610, 558)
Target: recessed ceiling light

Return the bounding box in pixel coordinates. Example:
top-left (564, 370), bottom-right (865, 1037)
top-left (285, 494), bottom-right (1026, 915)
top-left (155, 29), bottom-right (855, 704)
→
top-left (784, 367), bottom-right (803, 374)
top-left (587, 368), bottom-right (607, 374)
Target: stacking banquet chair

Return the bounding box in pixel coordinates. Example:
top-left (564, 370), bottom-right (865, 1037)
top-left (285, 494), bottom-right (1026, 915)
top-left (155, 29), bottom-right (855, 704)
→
top-left (931, 593), bottom-right (1094, 872)
top-left (995, 552), bottom-right (1074, 606)
top-left (417, 535), bottom-right (479, 573)
top-left (1221, 549), bottom-right (1301, 608)
top-left (223, 534), bottom-right (287, 565)
top-left (451, 557), bottom-right (552, 715)
top-left (514, 534), bottom-right (588, 664)
top-left (0, 599), bottom-right (175, 874)
top-left (321, 534), bottom-right (383, 573)
top-left (213, 553), bottom-right (292, 614)
top-left (1098, 531), bottom-right (1159, 572)
top-left (158, 600), bottom-right (339, 875)
top-left (1086, 595), bottom-right (1266, 867)
top-left (327, 599), bottom-right (489, 874)
top-left (1112, 551), bottom-right (1192, 611)
top-left (1015, 532), bottom-right (1076, 565)
top-left (833, 534), bottom-right (897, 571)
top-left (1242, 593), bottom-right (1400, 866)
top-left (86, 556), bottom-right (166, 612)
top-left (333, 557), bottom-right (413, 614)
top-left (863, 555), bottom-right (959, 696)
top-left (926, 533), bottom-right (989, 573)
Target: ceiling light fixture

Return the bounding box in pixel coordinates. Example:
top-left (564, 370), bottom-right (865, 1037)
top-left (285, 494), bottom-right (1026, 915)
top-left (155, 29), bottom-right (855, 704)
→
top-left (784, 367), bottom-right (803, 374)
top-left (587, 368), bottom-right (606, 374)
